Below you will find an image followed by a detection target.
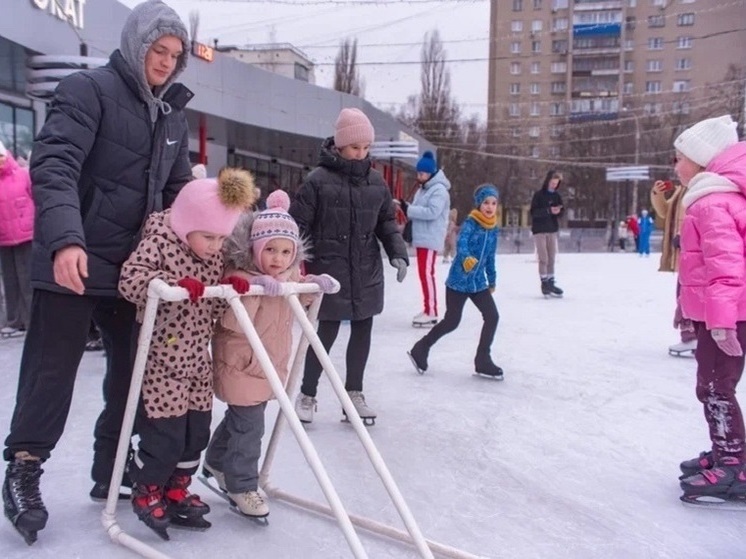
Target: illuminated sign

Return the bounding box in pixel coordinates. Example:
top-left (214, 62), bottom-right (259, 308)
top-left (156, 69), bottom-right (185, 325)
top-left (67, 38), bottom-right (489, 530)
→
top-left (192, 42), bottom-right (215, 63)
top-left (31, 0), bottom-right (86, 29)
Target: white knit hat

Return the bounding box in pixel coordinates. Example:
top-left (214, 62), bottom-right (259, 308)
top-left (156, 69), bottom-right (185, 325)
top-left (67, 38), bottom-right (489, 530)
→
top-left (674, 115), bottom-right (739, 168)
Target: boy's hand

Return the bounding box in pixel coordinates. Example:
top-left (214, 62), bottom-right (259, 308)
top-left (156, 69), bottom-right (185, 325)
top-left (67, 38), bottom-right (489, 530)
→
top-left (53, 245), bottom-right (88, 294)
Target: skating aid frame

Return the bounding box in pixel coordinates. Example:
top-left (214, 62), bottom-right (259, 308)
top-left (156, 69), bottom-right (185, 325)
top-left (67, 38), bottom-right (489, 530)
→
top-left (101, 279), bottom-right (478, 559)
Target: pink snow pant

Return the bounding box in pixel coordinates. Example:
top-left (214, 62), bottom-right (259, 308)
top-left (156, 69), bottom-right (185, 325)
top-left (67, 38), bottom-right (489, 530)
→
top-left (693, 321), bottom-right (746, 462)
top-left (416, 247), bottom-right (438, 316)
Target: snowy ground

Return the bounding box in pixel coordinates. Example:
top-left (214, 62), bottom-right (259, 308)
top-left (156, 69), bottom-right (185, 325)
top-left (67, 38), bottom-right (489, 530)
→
top-left (1, 252), bottom-right (743, 559)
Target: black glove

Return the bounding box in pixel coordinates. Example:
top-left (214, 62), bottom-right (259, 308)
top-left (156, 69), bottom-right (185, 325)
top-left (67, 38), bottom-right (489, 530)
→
top-left (398, 199), bottom-right (409, 217)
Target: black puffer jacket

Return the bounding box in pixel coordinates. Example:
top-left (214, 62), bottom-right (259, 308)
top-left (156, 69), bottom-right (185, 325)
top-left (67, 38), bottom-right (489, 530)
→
top-left (289, 138), bottom-right (409, 321)
top-left (29, 50), bottom-right (193, 296)
top-left (530, 187), bottom-right (564, 234)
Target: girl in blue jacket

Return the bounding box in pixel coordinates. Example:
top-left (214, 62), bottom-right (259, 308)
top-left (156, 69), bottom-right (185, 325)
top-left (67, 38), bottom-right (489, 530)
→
top-left (407, 184), bottom-right (502, 379)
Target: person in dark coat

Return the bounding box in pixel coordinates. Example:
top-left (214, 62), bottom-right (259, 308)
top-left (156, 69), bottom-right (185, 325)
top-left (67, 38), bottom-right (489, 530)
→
top-left (2, 0), bottom-right (193, 544)
top-left (530, 170), bottom-right (565, 297)
top-left (289, 108), bottom-right (409, 425)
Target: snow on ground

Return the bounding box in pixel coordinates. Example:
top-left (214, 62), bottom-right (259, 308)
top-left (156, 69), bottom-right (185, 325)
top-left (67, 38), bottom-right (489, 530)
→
top-left (1, 252), bottom-right (743, 558)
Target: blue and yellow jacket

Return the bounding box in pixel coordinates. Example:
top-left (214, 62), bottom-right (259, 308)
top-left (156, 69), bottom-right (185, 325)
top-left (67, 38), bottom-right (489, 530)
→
top-left (445, 210), bottom-right (498, 294)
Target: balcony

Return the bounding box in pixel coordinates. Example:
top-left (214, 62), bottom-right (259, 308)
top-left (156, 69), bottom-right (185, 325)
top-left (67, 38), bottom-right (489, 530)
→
top-left (573, 1), bottom-right (623, 10)
top-left (572, 22), bottom-right (622, 36)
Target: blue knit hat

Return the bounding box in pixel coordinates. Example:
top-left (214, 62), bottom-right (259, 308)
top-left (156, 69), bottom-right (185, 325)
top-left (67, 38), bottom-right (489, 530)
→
top-left (474, 184), bottom-right (499, 207)
top-left (416, 151), bottom-right (438, 175)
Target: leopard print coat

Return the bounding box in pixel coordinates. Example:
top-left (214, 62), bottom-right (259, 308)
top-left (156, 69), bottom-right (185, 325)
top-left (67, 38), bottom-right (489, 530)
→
top-left (119, 210), bottom-right (224, 419)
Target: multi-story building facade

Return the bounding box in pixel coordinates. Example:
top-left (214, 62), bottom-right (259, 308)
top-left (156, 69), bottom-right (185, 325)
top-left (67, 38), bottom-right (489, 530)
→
top-left (217, 43), bottom-right (316, 84)
top-left (488, 0), bottom-right (745, 224)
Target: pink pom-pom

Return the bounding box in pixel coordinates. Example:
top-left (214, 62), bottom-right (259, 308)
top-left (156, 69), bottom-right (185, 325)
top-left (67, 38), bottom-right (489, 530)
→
top-left (266, 189), bottom-right (290, 211)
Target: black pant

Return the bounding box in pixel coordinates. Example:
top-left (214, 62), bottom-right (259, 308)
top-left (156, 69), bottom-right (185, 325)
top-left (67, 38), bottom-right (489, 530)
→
top-left (4, 289), bottom-right (138, 484)
top-left (422, 287), bottom-right (499, 359)
top-left (131, 407), bottom-right (211, 486)
top-left (301, 317), bottom-right (373, 397)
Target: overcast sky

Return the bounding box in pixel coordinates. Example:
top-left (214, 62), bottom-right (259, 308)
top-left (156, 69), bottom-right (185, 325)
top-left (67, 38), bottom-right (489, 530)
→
top-left (119, 0), bottom-right (491, 121)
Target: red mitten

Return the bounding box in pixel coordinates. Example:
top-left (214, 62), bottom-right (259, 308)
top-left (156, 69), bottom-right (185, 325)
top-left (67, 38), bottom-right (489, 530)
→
top-left (177, 277), bottom-right (205, 303)
top-left (221, 275), bottom-right (250, 295)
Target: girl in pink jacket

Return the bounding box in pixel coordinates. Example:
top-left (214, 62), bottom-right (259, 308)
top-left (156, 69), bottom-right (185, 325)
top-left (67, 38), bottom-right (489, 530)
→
top-left (0, 143), bottom-right (34, 335)
top-left (204, 190), bottom-right (338, 520)
top-left (674, 115), bottom-right (746, 504)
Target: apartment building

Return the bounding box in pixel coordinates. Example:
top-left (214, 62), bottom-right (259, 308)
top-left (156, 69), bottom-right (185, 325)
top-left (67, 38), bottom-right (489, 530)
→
top-left (487, 0), bottom-right (745, 223)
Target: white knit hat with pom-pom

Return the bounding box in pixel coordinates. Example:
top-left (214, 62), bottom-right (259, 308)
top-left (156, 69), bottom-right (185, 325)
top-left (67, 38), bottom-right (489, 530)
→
top-left (250, 189), bottom-right (300, 271)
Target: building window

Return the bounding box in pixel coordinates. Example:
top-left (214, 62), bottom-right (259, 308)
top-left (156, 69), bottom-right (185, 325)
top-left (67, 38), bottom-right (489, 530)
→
top-left (533, 0), bottom-right (543, 9)
top-left (509, 103), bottom-right (521, 117)
top-left (552, 18), bottom-right (569, 31)
top-left (550, 125), bottom-right (562, 138)
top-left (677, 13), bottom-right (695, 26)
top-left (652, 0), bottom-right (665, 6)
top-left (551, 81), bottom-right (566, 94)
top-left (624, 60), bottom-right (634, 72)
top-left (675, 58), bottom-right (691, 70)
top-left (645, 80), bottom-right (662, 93)
top-left (294, 63), bottom-right (309, 82)
top-left (529, 126), bottom-right (540, 137)
top-left (648, 15), bottom-right (665, 28)
top-left (551, 61), bottom-right (566, 73)
top-left (510, 83), bottom-right (521, 94)
top-left (679, 0), bottom-right (695, 3)
top-left (626, 16), bottom-right (636, 31)
top-left (643, 102), bottom-right (663, 115)
top-left (532, 40), bottom-right (542, 53)
top-left (550, 102), bottom-right (565, 115)
top-left (624, 82), bottom-right (634, 94)
top-left (531, 146), bottom-right (540, 158)
top-left (624, 39), bottom-right (634, 50)
top-left (511, 20), bottom-right (524, 32)
top-left (648, 37), bottom-right (664, 50)
top-left (628, 0), bottom-right (637, 6)
top-left (513, 0), bottom-right (523, 11)
top-left (530, 82), bottom-right (540, 94)
top-left (511, 41), bottom-right (521, 54)
top-left (532, 20), bottom-right (543, 32)
top-left (552, 40), bottom-right (568, 53)
top-left (0, 102), bottom-right (34, 159)
top-left (552, 0), bottom-right (568, 9)
top-left (673, 79), bottom-right (690, 92)
top-left (531, 61), bottom-right (541, 74)
top-left (548, 145), bottom-right (560, 157)
top-left (510, 62), bottom-right (522, 75)
top-left (647, 60), bottom-right (662, 72)
top-left (511, 126), bottom-right (521, 137)
top-left (530, 102), bottom-right (541, 116)
top-left (672, 101), bottom-right (691, 114)
top-left (677, 36), bottom-right (693, 48)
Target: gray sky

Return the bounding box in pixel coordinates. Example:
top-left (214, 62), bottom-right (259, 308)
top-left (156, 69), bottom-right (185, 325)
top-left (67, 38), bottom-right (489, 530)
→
top-left (119, 0), bottom-right (491, 121)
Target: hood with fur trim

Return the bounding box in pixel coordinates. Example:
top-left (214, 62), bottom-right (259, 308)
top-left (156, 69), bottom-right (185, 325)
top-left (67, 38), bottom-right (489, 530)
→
top-left (223, 211), bottom-right (309, 274)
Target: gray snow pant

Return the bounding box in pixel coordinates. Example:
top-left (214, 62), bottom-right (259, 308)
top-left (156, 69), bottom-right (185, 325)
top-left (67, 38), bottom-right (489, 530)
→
top-left (206, 403), bottom-right (266, 493)
top-left (0, 242), bottom-right (32, 330)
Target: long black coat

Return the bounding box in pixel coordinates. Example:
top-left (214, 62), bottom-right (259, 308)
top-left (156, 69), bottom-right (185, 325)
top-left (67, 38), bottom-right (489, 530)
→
top-left (289, 139), bottom-right (409, 321)
top-left (29, 50), bottom-right (193, 296)
top-left (529, 187), bottom-right (564, 234)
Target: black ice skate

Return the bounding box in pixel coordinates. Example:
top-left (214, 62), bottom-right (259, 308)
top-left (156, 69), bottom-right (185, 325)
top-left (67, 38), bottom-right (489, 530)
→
top-left (407, 339), bottom-right (430, 375)
top-left (164, 474), bottom-right (211, 531)
top-left (679, 450), bottom-right (715, 480)
top-left (542, 278), bottom-right (563, 298)
top-left (132, 484), bottom-right (171, 540)
top-left (90, 448), bottom-right (134, 502)
top-left (2, 457), bottom-right (48, 546)
top-left (474, 354), bottom-right (504, 380)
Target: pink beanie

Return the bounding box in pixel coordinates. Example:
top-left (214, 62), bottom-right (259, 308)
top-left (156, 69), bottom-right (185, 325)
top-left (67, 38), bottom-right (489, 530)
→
top-left (334, 108), bottom-right (375, 148)
top-left (170, 168), bottom-right (256, 245)
top-left (251, 189), bottom-right (300, 272)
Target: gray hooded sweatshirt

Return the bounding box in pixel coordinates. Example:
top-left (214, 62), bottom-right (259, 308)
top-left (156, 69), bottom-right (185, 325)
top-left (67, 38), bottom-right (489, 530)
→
top-left (29, 0), bottom-right (194, 296)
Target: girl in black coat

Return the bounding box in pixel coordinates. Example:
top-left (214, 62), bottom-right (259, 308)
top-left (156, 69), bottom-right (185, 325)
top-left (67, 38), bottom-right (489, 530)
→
top-left (289, 108), bottom-right (409, 424)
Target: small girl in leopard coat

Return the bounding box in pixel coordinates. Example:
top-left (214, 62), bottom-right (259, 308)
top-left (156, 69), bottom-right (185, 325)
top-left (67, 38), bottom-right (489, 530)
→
top-left (118, 167), bottom-right (255, 537)
top-left (204, 189), bottom-right (338, 520)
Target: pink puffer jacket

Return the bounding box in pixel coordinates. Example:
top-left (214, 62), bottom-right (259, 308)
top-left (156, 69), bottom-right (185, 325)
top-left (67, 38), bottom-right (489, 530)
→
top-left (0, 154), bottom-right (34, 247)
top-left (679, 142), bottom-right (746, 329)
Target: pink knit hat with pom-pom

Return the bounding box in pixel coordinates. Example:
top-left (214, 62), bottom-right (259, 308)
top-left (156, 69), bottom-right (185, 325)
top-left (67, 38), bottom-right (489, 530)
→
top-left (251, 189), bottom-right (300, 272)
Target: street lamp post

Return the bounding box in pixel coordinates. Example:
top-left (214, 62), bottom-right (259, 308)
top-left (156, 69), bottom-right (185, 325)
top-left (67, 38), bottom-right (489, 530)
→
top-left (628, 110), bottom-right (641, 216)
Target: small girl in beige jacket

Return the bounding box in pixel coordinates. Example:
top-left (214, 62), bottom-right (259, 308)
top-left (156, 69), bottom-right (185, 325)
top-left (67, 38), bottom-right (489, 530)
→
top-left (203, 190), bottom-right (337, 519)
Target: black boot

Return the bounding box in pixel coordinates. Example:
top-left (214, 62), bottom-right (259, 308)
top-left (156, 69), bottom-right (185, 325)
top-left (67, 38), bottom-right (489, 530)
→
top-left (2, 456), bottom-right (48, 545)
top-left (474, 353), bottom-right (504, 380)
top-left (540, 278), bottom-right (552, 296)
top-left (547, 277), bottom-right (563, 297)
top-left (90, 447), bottom-right (134, 501)
top-left (164, 474), bottom-right (211, 530)
top-left (407, 338), bottom-right (431, 374)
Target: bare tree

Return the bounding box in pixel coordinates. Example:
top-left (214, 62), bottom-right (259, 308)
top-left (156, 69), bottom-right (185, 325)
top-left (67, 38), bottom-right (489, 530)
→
top-left (416, 30), bottom-right (460, 145)
top-left (333, 38), bottom-right (364, 97)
